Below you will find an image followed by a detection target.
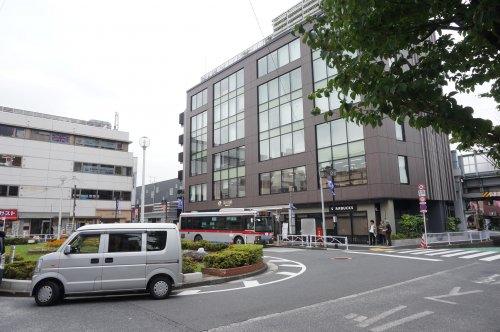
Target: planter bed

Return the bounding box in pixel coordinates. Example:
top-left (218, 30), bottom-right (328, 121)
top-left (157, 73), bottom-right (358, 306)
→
top-left (202, 262), bottom-right (266, 277)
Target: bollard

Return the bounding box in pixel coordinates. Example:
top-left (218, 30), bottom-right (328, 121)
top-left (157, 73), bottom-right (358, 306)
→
top-left (10, 245), bottom-right (16, 263)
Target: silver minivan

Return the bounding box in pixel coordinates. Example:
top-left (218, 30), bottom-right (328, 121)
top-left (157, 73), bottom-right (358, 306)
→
top-left (30, 223), bottom-right (183, 306)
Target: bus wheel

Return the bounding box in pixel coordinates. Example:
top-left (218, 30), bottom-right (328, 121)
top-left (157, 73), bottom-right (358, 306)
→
top-left (194, 235), bottom-right (203, 242)
top-left (234, 236), bottom-right (244, 244)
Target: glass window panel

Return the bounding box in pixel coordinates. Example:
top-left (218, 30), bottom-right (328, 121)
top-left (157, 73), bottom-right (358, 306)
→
top-left (221, 101), bottom-right (228, 119)
top-left (290, 68), bottom-right (302, 91)
top-left (221, 78), bottom-right (229, 96)
top-left (259, 111), bottom-right (269, 132)
top-left (258, 84), bottom-right (268, 104)
top-left (202, 111), bottom-right (207, 127)
top-left (280, 102), bottom-right (292, 125)
top-left (318, 147), bottom-right (332, 162)
top-left (221, 126), bottom-right (229, 144)
top-left (214, 105), bottom-right (220, 122)
top-left (279, 73), bottom-right (290, 96)
top-left (281, 133), bottom-right (293, 156)
top-left (293, 129), bottom-right (305, 154)
top-left (291, 99), bottom-right (303, 121)
top-left (329, 94), bottom-right (341, 111)
top-left (229, 98), bottom-right (236, 116)
top-left (327, 64), bottom-right (337, 77)
top-left (213, 181), bottom-right (221, 200)
top-left (260, 173), bottom-right (270, 195)
top-left (197, 93), bottom-right (202, 109)
top-left (315, 96), bottom-right (329, 112)
top-left (268, 79), bottom-right (279, 101)
top-left (229, 74), bottom-right (236, 92)
top-left (313, 58), bottom-right (327, 82)
top-left (289, 39), bottom-right (300, 62)
top-left (202, 89), bottom-right (207, 105)
top-left (221, 180), bottom-right (229, 198)
top-left (316, 123), bottom-right (332, 149)
top-left (399, 156), bottom-right (409, 184)
top-left (238, 177), bottom-right (246, 197)
top-left (312, 49), bottom-right (321, 60)
top-left (278, 45), bottom-right (289, 67)
top-left (350, 156), bottom-right (367, 185)
top-left (270, 171), bottom-right (282, 194)
top-left (237, 94), bottom-right (244, 113)
top-left (268, 51), bottom-right (278, 72)
top-left (189, 186), bottom-right (196, 202)
top-left (258, 57), bottom-right (267, 77)
top-left (332, 144), bottom-right (348, 160)
top-left (270, 136), bottom-right (281, 159)
top-left (228, 123), bottom-right (237, 142)
top-left (282, 168), bottom-right (294, 192)
top-left (214, 82), bottom-right (221, 99)
top-left (260, 140), bottom-right (269, 161)
top-left (237, 120), bottom-right (245, 139)
top-left (214, 129), bottom-right (220, 146)
top-left (348, 140), bottom-right (365, 156)
top-left (395, 122), bottom-right (404, 141)
top-left (237, 69), bottom-right (244, 88)
top-left (229, 167), bottom-right (237, 179)
top-left (347, 121), bottom-right (364, 141)
top-left (269, 107), bottom-right (280, 129)
top-left (281, 123), bottom-right (292, 134)
top-left (294, 166), bottom-right (307, 191)
top-left (332, 119), bottom-right (348, 144)
top-left (229, 178), bottom-right (238, 198)
top-left (191, 95), bottom-right (196, 110)
top-left (333, 159), bottom-right (350, 186)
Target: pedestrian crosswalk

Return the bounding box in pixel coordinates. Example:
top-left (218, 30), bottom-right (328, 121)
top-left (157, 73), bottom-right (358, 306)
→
top-left (387, 248), bottom-right (500, 262)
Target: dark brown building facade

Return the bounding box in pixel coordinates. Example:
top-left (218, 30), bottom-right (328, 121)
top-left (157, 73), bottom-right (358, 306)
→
top-left (180, 27), bottom-right (454, 243)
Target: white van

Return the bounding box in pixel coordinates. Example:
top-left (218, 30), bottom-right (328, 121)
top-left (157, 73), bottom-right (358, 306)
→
top-left (30, 223), bottom-right (183, 306)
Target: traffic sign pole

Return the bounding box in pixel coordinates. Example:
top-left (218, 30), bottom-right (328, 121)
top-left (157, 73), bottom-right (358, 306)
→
top-left (418, 184), bottom-right (428, 247)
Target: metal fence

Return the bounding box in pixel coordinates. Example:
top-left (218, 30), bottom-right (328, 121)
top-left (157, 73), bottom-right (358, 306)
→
top-left (277, 234), bottom-right (349, 250)
top-left (426, 230), bottom-right (491, 245)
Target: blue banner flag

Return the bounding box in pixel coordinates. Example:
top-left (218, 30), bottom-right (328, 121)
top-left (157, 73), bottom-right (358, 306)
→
top-left (327, 179), bottom-right (335, 196)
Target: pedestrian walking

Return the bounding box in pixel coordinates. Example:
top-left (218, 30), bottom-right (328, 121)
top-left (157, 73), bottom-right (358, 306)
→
top-left (369, 220), bottom-right (376, 245)
top-left (385, 222), bottom-right (392, 246)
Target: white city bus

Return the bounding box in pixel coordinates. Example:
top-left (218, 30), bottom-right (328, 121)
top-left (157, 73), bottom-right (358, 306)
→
top-left (178, 209), bottom-right (274, 244)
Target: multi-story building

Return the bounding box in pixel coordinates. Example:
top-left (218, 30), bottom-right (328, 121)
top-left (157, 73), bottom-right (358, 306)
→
top-left (0, 106), bottom-right (134, 237)
top-left (452, 151), bottom-right (500, 230)
top-left (179, 1), bottom-right (455, 243)
top-left (134, 178), bottom-right (182, 223)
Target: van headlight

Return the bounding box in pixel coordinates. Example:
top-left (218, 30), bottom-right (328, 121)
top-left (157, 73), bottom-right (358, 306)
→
top-left (34, 258), bottom-right (43, 273)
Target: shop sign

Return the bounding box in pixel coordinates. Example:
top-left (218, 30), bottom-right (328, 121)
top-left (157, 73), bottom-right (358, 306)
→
top-left (0, 209), bottom-right (18, 220)
top-left (217, 200), bottom-right (233, 208)
top-left (329, 205), bottom-right (357, 212)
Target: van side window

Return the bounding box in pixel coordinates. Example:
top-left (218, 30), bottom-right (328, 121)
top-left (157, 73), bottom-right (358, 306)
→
top-left (147, 231), bottom-right (167, 251)
top-left (108, 233), bottom-right (142, 252)
top-left (69, 234), bottom-right (100, 254)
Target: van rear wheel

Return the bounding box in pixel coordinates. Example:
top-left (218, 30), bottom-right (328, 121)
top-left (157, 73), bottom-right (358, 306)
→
top-left (149, 276), bottom-right (172, 300)
top-left (34, 280), bottom-right (61, 306)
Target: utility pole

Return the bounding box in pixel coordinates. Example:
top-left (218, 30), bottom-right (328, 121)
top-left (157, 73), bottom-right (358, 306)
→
top-left (72, 184), bottom-right (76, 231)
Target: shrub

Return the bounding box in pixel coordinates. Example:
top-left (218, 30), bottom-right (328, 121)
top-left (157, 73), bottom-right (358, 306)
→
top-left (227, 244), bottom-right (263, 265)
top-left (447, 217), bottom-right (461, 232)
top-left (183, 250), bottom-right (208, 262)
top-left (4, 259), bottom-right (36, 280)
top-left (203, 250), bottom-right (249, 269)
top-left (399, 214), bottom-right (424, 238)
top-left (5, 238), bottom-right (29, 246)
top-left (182, 256), bottom-right (197, 274)
top-left (181, 239), bottom-right (228, 252)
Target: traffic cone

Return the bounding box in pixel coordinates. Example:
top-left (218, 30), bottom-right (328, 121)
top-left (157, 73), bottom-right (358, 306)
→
top-left (419, 234), bottom-right (427, 249)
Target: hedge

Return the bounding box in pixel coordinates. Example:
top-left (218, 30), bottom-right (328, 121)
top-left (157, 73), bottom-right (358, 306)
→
top-left (181, 239), bottom-right (228, 252)
top-left (203, 244), bottom-right (263, 269)
top-left (226, 244), bottom-right (263, 264)
top-left (4, 260), bottom-right (36, 280)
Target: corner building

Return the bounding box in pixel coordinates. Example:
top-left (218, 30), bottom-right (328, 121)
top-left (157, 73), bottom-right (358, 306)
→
top-left (181, 3), bottom-right (454, 243)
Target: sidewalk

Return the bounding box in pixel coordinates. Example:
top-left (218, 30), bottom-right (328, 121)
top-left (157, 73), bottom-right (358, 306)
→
top-left (0, 263), bottom-right (268, 297)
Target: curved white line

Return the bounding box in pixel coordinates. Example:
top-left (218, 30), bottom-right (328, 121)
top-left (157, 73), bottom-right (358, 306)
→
top-left (174, 256), bottom-right (306, 296)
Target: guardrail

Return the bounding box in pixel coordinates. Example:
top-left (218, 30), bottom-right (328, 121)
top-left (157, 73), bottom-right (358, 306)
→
top-left (426, 230), bottom-right (491, 245)
top-left (277, 234), bottom-right (349, 250)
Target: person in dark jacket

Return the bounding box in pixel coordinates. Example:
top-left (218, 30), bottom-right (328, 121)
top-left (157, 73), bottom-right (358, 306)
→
top-left (385, 222), bottom-right (392, 246)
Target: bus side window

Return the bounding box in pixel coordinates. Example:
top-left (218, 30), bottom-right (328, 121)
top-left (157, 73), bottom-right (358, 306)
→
top-left (247, 217), bottom-right (254, 230)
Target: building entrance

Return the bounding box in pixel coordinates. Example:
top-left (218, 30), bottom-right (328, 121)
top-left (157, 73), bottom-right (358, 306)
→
top-left (336, 211), bottom-right (368, 244)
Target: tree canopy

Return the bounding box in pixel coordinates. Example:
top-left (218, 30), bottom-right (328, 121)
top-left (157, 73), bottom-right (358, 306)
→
top-left (295, 0), bottom-right (500, 166)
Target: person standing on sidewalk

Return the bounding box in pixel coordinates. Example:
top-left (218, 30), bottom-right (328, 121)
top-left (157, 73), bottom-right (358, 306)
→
top-left (369, 220), bottom-right (376, 245)
top-left (385, 222), bottom-right (392, 246)
top-left (378, 220), bottom-right (386, 245)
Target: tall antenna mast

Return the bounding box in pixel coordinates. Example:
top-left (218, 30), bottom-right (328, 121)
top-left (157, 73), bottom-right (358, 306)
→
top-left (114, 112), bottom-right (119, 130)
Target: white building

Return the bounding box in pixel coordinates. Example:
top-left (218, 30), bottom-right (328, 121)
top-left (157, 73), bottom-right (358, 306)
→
top-left (0, 106), bottom-right (134, 237)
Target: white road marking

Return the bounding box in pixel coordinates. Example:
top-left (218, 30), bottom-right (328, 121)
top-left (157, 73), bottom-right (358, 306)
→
top-left (264, 248), bottom-right (302, 253)
top-left (411, 249), bottom-right (450, 255)
top-left (424, 287), bottom-right (483, 305)
top-left (347, 250), bottom-right (442, 261)
top-left (267, 259), bottom-right (289, 263)
top-left (479, 253), bottom-right (500, 261)
top-left (472, 274), bottom-right (500, 284)
top-left (344, 313), bottom-right (357, 319)
top-left (357, 305), bottom-right (407, 328)
top-left (441, 250), bottom-right (475, 257)
top-left (395, 249), bottom-right (432, 254)
top-left (207, 264), bottom-right (475, 331)
top-left (459, 251), bottom-right (497, 259)
top-left (279, 264), bottom-right (303, 268)
top-left (243, 280), bottom-right (260, 288)
top-left (276, 271), bottom-right (297, 276)
top-left (370, 311), bottom-right (434, 332)
top-left (176, 289), bottom-right (201, 296)
top-left (424, 250), bottom-right (461, 256)
top-left (354, 315), bottom-right (367, 322)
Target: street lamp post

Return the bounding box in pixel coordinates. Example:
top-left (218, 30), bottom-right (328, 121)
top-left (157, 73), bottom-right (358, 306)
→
top-left (330, 167), bottom-right (337, 235)
top-left (57, 177), bottom-right (67, 240)
top-left (319, 167), bottom-right (327, 248)
top-left (139, 136), bottom-right (150, 223)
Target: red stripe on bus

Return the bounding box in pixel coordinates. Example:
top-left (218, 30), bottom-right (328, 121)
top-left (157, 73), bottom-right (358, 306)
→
top-left (180, 229), bottom-right (271, 235)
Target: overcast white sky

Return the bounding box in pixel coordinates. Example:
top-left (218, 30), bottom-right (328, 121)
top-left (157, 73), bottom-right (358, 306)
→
top-left (0, 0), bottom-right (498, 186)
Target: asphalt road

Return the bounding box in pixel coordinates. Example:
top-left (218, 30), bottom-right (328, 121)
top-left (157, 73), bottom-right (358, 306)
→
top-left (0, 246), bottom-right (498, 332)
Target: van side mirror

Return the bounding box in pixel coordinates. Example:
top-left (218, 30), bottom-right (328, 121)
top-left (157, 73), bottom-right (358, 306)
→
top-left (64, 246), bottom-right (71, 255)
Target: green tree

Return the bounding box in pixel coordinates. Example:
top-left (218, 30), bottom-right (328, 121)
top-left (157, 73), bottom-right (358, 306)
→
top-left (295, 0), bottom-right (500, 166)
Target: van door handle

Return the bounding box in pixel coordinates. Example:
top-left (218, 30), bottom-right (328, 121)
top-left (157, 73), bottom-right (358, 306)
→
top-left (105, 258), bottom-right (113, 263)
top-left (90, 258), bottom-right (99, 264)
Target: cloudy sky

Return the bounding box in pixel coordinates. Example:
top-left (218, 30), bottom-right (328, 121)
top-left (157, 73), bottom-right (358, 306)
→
top-left (0, 0), bottom-right (498, 185)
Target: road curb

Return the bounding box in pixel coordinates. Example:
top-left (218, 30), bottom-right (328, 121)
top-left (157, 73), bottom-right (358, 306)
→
top-left (0, 263), bottom-right (269, 297)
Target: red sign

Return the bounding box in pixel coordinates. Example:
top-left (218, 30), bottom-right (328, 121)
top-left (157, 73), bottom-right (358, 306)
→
top-left (0, 209), bottom-right (18, 220)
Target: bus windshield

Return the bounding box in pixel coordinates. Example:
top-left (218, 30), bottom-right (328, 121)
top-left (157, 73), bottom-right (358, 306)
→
top-left (255, 217), bottom-right (273, 232)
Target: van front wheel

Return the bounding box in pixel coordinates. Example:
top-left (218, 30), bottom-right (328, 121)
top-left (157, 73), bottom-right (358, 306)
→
top-left (149, 276), bottom-right (172, 300)
top-left (34, 280), bottom-right (61, 306)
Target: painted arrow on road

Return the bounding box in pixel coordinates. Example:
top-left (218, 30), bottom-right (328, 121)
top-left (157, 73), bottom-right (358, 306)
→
top-left (424, 287), bottom-right (483, 305)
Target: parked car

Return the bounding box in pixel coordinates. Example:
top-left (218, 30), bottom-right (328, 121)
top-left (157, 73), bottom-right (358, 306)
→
top-left (30, 223), bottom-right (183, 306)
